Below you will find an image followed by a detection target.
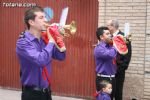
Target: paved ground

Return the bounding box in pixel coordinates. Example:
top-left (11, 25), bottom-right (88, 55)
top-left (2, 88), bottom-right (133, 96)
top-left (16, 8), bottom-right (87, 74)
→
top-left (0, 88), bottom-right (85, 100)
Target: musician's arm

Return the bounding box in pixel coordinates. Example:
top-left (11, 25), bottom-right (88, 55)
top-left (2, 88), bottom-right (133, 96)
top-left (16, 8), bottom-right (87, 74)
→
top-left (16, 38), bottom-right (54, 67)
top-left (52, 46), bottom-right (66, 61)
top-left (94, 46), bottom-right (117, 60)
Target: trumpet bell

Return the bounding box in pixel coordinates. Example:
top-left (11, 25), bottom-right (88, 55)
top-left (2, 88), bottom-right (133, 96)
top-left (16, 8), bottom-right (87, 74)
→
top-left (62, 21), bottom-right (77, 35)
top-left (70, 21), bottom-right (77, 34)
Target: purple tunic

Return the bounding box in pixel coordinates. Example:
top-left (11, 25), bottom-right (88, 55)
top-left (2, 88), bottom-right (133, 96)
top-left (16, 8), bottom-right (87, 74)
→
top-left (16, 31), bottom-right (66, 88)
top-left (94, 41), bottom-right (117, 75)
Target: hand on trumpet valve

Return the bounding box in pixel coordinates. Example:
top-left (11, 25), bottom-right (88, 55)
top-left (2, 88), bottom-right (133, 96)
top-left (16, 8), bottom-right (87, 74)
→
top-left (46, 24), bottom-right (66, 52)
top-left (44, 21), bottom-right (77, 37)
top-left (58, 26), bottom-right (70, 37)
top-left (106, 35), bottom-right (113, 45)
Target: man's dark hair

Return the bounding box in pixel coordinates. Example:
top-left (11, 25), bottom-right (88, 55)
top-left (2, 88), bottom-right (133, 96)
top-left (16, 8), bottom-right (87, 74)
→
top-left (24, 6), bottom-right (44, 29)
top-left (96, 26), bottom-right (109, 40)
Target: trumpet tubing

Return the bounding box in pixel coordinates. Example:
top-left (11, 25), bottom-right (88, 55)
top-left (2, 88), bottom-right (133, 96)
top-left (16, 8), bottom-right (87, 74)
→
top-left (62, 21), bottom-right (77, 34)
top-left (44, 21), bottom-right (77, 36)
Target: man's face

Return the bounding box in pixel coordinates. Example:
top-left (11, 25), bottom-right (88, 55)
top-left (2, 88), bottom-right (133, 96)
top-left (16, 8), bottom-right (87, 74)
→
top-left (107, 21), bottom-right (114, 34)
top-left (101, 30), bottom-right (112, 43)
top-left (30, 12), bottom-right (47, 31)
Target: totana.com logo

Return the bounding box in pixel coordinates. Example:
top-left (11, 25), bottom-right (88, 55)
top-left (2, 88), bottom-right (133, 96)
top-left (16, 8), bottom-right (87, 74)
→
top-left (2, 2), bottom-right (36, 7)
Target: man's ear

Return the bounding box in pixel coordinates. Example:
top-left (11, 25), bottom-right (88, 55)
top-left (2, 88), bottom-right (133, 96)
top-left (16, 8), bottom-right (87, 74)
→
top-left (102, 87), bottom-right (106, 92)
top-left (100, 35), bottom-right (103, 40)
top-left (28, 19), bottom-right (34, 26)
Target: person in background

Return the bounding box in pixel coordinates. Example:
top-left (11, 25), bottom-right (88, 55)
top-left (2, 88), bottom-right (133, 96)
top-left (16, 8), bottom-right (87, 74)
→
top-left (107, 19), bottom-right (132, 100)
top-left (94, 26), bottom-right (117, 100)
top-left (96, 80), bottom-right (112, 100)
top-left (16, 6), bottom-right (66, 100)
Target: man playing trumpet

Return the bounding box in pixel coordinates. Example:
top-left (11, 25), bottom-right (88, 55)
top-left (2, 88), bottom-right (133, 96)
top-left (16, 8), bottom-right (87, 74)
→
top-left (16, 6), bottom-right (66, 100)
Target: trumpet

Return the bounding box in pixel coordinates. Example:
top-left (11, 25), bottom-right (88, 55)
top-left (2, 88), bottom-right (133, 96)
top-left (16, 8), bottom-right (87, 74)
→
top-left (44, 21), bottom-right (77, 37)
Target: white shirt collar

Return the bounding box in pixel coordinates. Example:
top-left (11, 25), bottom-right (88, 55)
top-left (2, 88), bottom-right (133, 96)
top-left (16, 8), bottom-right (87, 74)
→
top-left (113, 30), bottom-right (119, 37)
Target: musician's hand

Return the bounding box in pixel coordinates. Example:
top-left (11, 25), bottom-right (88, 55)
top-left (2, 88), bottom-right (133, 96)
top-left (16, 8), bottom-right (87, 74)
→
top-left (109, 39), bottom-right (113, 46)
top-left (106, 38), bottom-right (113, 45)
top-left (48, 38), bottom-right (54, 43)
top-left (47, 28), bottom-right (54, 43)
top-left (48, 36), bottom-right (54, 43)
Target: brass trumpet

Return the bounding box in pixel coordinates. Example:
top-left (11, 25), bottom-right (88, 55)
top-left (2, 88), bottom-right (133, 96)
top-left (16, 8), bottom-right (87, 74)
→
top-left (44, 21), bottom-right (77, 37)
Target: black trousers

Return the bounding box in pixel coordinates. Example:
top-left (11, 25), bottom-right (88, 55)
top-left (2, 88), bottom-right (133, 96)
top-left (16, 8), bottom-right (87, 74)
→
top-left (21, 86), bottom-right (52, 100)
top-left (96, 75), bottom-right (116, 100)
top-left (115, 70), bottom-right (125, 100)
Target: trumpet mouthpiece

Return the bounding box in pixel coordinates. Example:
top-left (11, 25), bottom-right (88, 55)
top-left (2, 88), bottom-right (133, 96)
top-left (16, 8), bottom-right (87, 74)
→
top-left (44, 22), bottom-right (51, 27)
